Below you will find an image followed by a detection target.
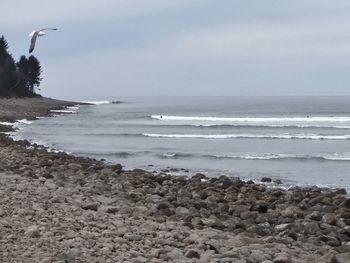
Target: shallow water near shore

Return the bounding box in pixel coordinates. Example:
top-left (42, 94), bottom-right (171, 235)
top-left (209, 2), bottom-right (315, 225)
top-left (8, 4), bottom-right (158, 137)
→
top-left (12, 96), bottom-right (350, 191)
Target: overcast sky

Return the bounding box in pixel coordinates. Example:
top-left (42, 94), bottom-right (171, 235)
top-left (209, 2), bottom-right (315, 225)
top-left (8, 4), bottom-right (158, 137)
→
top-left (2, 1), bottom-right (350, 99)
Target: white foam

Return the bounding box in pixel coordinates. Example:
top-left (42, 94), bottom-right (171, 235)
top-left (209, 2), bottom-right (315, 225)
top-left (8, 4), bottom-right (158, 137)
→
top-left (14, 119), bottom-right (33, 126)
top-left (0, 121), bottom-right (14, 126)
top-left (192, 124), bottom-right (350, 129)
top-left (162, 153), bottom-right (176, 158)
top-left (322, 153), bottom-right (350, 161)
top-left (219, 153), bottom-right (292, 160)
top-left (213, 153), bottom-right (350, 161)
top-left (82, 100), bottom-right (111, 105)
top-left (151, 115), bottom-right (350, 123)
top-left (50, 105), bottom-right (79, 114)
top-left (142, 133), bottom-right (350, 140)
top-left (66, 106), bottom-right (79, 110)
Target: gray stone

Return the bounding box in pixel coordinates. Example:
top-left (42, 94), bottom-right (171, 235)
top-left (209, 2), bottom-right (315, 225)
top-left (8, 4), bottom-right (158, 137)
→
top-left (99, 205), bottom-right (119, 214)
top-left (178, 188), bottom-right (192, 199)
top-left (250, 203), bottom-right (268, 213)
top-left (191, 217), bottom-right (204, 227)
top-left (82, 202), bottom-right (99, 211)
top-left (335, 188), bottom-right (347, 195)
top-left (184, 233), bottom-right (200, 244)
top-left (240, 211), bottom-right (258, 220)
top-left (132, 256), bottom-right (148, 263)
top-left (307, 211), bottom-right (322, 221)
top-left (273, 257), bottom-right (291, 263)
top-left (281, 206), bottom-right (304, 219)
top-left (247, 222), bottom-right (273, 236)
top-left (202, 215), bottom-right (225, 229)
top-left (302, 221), bottom-right (320, 235)
top-left (336, 252), bottom-right (350, 263)
top-left (261, 177), bottom-right (272, 182)
top-left (175, 206), bottom-right (190, 217)
top-left (58, 249), bottom-right (79, 263)
top-left (44, 180), bottom-right (58, 190)
top-left (341, 199), bottom-right (350, 208)
top-left (322, 214), bottom-right (337, 225)
top-left (326, 236), bottom-right (341, 247)
top-left (156, 202), bottom-right (172, 210)
top-left (124, 233), bottom-right (142, 241)
top-left (167, 248), bottom-right (183, 260)
top-left (97, 195), bottom-right (116, 205)
top-left (25, 225), bottom-right (40, 238)
top-left (275, 224), bottom-right (291, 232)
top-left (39, 258), bottom-right (51, 263)
top-left (249, 250), bottom-right (272, 263)
top-left (185, 249), bottom-right (200, 259)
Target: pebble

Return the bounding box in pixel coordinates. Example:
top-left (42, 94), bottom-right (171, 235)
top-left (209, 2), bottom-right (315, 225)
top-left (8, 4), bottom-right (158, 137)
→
top-left (24, 225), bottom-right (40, 238)
top-left (185, 249), bottom-right (200, 259)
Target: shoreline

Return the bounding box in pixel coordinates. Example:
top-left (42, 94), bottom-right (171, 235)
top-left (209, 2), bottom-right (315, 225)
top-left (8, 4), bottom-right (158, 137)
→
top-left (1, 98), bottom-right (350, 262)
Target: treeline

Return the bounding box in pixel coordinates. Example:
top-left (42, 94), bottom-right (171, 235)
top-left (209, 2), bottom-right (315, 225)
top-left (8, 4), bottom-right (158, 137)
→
top-left (0, 35), bottom-right (42, 97)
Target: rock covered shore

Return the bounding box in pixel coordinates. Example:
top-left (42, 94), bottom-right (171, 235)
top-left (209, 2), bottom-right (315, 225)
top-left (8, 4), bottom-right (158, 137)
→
top-left (0, 98), bottom-right (350, 262)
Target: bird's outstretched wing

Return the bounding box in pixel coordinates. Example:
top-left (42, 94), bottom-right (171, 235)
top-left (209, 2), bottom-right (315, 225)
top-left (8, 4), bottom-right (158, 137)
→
top-left (28, 28), bottom-right (58, 53)
top-left (40, 28), bottom-right (58, 32)
top-left (29, 31), bottom-right (40, 53)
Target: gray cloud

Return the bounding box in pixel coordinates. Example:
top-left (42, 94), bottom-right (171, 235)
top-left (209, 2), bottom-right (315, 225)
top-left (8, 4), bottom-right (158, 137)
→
top-left (3, 1), bottom-right (350, 98)
top-left (1, 0), bottom-right (199, 26)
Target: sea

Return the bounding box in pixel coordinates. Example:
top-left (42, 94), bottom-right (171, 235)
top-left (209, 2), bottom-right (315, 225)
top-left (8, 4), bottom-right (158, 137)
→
top-left (8, 96), bottom-right (350, 192)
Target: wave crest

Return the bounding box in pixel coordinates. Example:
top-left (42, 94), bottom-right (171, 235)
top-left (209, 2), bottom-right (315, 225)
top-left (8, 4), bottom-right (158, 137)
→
top-left (151, 115), bottom-right (350, 123)
top-left (156, 152), bottom-right (350, 161)
top-left (81, 100), bottom-right (111, 105)
top-left (142, 133), bottom-right (350, 140)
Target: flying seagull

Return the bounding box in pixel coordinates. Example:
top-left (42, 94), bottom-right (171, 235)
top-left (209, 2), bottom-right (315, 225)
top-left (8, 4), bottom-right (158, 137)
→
top-left (29, 28), bottom-right (57, 53)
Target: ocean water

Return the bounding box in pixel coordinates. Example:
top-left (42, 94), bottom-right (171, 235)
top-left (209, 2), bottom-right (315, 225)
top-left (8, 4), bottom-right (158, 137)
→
top-left (11, 96), bottom-right (350, 191)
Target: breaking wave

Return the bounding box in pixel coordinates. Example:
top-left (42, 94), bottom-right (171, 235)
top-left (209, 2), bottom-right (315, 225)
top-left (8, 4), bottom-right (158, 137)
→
top-left (156, 152), bottom-right (350, 161)
top-left (151, 115), bottom-right (350, 122)
top-left (211, 153), bottom-right (350, 161)
top-left (81, 100), bottom-right (111, 105)
top-left (142, 133), bottom-right (350, 140)
top-left (50, 109), bottom-right (77, 114)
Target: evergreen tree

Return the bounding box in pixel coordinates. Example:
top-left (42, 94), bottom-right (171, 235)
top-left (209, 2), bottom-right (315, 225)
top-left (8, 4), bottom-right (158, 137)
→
top-left (0, 35), bottom-right (17, 97)
top-left (0, 35), bottom-right (43, 97)
top-left (0, 35), bottom-right (9, 53)
top-left (14, 56), bottom-right (30, 96)
top-left (15, 55), bottom-right (42, 96)
top-left (27, 55), bottom-right (42, 94)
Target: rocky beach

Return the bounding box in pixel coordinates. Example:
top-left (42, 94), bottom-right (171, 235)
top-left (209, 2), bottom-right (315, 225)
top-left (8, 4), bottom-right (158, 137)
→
top-left (0, 98), bottom-right (350, 263)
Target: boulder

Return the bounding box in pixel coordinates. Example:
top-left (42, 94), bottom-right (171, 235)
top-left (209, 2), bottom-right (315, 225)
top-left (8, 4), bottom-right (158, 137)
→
top-left (335, 188), bottom-right (347, 195)
top-left (261, 177), bottom-right (272, 182)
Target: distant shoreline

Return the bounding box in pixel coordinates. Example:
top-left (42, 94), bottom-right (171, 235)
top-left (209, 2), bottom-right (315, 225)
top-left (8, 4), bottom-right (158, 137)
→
top-left (0, 97), bottom-right (84, 123)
